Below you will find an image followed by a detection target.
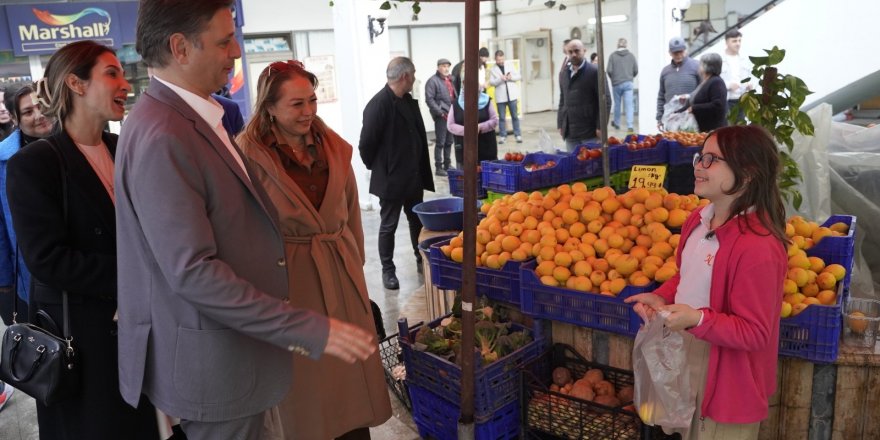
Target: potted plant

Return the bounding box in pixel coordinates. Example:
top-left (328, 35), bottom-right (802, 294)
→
top-left (730, 46), bottom-right (815, 210)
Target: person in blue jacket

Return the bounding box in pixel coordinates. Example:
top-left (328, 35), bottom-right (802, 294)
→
top-left (0, 84), bottom-right (54, 325)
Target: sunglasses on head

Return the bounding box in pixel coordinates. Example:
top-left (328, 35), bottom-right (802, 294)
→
top-left (266, 60), bottom-right (305, 77)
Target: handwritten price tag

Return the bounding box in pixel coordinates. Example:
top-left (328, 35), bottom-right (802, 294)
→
top-left (628, 165), bottom-right (667, 190)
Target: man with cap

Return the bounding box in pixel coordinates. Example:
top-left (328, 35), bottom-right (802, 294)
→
top-left (424, 58), bottom-right (455, 175)
top-left (656, 36), bottom-right (701, 130)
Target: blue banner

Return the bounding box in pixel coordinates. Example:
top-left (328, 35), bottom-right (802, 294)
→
top-left (4, 3), bottom-right (123, 56)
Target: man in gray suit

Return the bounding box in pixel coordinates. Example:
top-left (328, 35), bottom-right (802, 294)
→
top-left (115, 1), bottom-right (376, 438)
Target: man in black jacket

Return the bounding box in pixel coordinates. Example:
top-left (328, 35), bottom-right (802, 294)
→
top-left (557, 39), bottom-right (611, 152)
top-left (359, 57), bottom-right (434, 290)
top-left (424, 58), bottom-right (455, 176)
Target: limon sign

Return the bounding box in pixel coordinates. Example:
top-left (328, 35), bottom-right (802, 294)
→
top-left (5, 3), bottom-right (122, 55)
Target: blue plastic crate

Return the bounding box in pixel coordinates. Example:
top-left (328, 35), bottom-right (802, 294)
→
top-left (519, 260), bottom-right (656, 337)
top-left (398, 314), bottom-right (547, 417)
top-left (562, 145), bottom-right (604, 181)
top-left (481, 152), bottom-right (570, 193)
top-left (665, 139), bottom-right (702, 166)
top-left (428, 237), bottom-right (530, 305)
top-left (779, 284), bottom-right (845, 363)
top-left (409, 383), bottom-right (519, 440)
top-left (806, 215), bottom-right (857, 289)
top-left (447, 168), bottom-right (487, 199)
top-left (610, 141), bottom-right (668, 172)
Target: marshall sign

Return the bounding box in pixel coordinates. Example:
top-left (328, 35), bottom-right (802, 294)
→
top-left (5, 3), bottom-right (123, 55)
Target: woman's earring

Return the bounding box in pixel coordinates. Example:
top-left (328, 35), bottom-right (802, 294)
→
top-left (270, 115), bottom-right (276, 123)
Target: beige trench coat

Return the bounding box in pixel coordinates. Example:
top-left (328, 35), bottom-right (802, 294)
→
top-left (244, 127), bottom-right (391, 439)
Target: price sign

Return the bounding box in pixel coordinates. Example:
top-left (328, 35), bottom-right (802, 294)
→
top-left (629, 165), bottom-right (667, 190)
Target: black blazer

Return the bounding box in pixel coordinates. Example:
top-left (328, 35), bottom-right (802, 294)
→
top-left (6, 129), bottom-right (159, 438)
top-left (558, 62), bottom-right (612, 141)
top-left (7, 130), bottom-right (117, 304)
top-left (691, 75), bottom-right (729, 132)
top-left (358, 85), bottom-right (434, 200)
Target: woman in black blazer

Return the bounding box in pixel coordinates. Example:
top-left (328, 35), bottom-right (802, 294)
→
top-left (6, 40), bottom-right (158, 439)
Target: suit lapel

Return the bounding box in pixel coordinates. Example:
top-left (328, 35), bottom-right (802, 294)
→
top-left (54, 131), bottom-right (116, 238)
top-left (146, 79), bottom-right (275, 219)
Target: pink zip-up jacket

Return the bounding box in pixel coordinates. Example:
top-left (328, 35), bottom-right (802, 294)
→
top-left (653, 207), bottom-right (787, 424)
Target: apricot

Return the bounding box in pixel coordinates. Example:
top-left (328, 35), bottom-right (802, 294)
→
top-left (816, 290), bottom-right (837, 305)
top-left (654, 266), bottom-right (677, 283)
top-left (823, 264), bottom-right (847, 282)
top-left (829, 222), bottom-right (849, 234)
top-left (780, 302), bottom-right (792, 318)
top-left (540, 275), bottom-right (559, 287)
top-left (847, 311), bottom-right (868, 334)
top-left (787, 267), bottom-right (808, 288)
top-left (572, 276), bottom-right (593, 292)
top-left (816, 272), bottom-right (837, 290)
top-left (553, 266), bottom-right (572, 283)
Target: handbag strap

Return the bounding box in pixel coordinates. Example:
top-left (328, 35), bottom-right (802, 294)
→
top-left (46, 139), bottom-right (72, 342)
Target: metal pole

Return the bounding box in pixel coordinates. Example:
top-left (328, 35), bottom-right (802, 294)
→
top-left (458, 0), bottom-right (478, 437)
top-left (594, 0), bottom-right (611, 187)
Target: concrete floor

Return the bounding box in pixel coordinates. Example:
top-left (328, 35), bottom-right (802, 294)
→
top-left (0, 110), bottom-right (640, 439)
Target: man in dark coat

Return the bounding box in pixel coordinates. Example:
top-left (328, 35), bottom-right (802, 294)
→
top-left (424, 58), bottom-right (455, 176)
top-left (359, 57), bottom-right (434, 290)
top-left (557, 39), bottom-right (611, 152)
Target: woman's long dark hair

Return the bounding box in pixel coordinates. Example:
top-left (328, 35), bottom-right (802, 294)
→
top-left (706, 125), bottom-right (788, 246)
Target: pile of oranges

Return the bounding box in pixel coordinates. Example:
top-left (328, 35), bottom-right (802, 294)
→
top-left (780, 216), bottom-right (850, 318)
top-left (440, 184), bottom-right (710, 297)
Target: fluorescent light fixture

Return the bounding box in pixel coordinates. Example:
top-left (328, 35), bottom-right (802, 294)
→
top-left (588, 15), bottom-right (628, 24)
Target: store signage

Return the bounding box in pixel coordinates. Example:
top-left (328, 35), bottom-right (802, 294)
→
top-left (628, 165), bottom-right (667, 190)
top-left (5, 3), bottom-right (122, 56)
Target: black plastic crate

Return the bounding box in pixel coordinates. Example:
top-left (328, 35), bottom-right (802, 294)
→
top-left (521, 344), bottom-right (676, 440)
top-left (379, 326), bottom-right (420, 411)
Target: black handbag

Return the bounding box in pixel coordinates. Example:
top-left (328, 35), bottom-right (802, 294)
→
top-left (0, 139), bottom-right (79, 406)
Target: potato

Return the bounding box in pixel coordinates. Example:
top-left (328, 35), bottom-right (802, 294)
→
top-left (594, 394), bottom-right (621, 407)
top-left (569, 382), bottom-right (595, 401)
top-left (617, 385), bottom-right (634, 403)
top-left (552, 367), bottom-right (573, 387)
top-left (584, 368), bottom-right (604, 385)
top-left (593, 380), bottom-right (615, 397)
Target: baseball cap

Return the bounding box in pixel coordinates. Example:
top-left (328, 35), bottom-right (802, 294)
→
top-left (669, 37), bottom-right (687, 52)
top-left (437, 58), bottom-right (452, 66)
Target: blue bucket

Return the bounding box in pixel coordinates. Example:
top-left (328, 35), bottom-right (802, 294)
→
top-left (413, 198), bottom-right (464, 231)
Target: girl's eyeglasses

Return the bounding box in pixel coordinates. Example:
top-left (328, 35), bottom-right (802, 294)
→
top-left (692, 152), bottom-right (726, 169)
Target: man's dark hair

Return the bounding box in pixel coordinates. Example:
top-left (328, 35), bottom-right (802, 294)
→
top-left (494, 49), bottom-right (504, 57)
top-left (590, 52), bottom-right (598, 62)
top-left (136, 0), bottom-right (234, 68)
top-left (725, 29), bottom-right (742, 40)
top-left (478, 47), bottom-right (490, 58)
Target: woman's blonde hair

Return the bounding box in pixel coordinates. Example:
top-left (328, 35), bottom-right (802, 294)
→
top-left (236, 60), bottom-right (327, 155)
top-left (35, 40), bottom-right (115, 125)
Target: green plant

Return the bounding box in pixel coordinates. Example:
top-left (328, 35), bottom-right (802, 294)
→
top-left (381, 0), bottom-right (422, 21)
top-left (730, 46), bottom-right (814, 210)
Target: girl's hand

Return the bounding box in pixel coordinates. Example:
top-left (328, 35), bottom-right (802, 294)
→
top-left (624, 293), bottom-right (667, 323)
top-left (658, 303), bottom-right (702, 331)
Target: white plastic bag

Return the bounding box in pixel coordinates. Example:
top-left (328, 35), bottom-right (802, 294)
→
top-left (537, 128), bottom-right (556, 154)
top-left (632, 314), bottom-right (695, 429)
top-left (661, 95), bottom-right (699, 132)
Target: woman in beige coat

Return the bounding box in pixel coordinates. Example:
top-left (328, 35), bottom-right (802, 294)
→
top-left (237, 60), bottom-right (391, 440)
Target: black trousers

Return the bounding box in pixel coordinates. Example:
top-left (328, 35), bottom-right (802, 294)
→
top-left (434, 117), bottom-right (452, 169)
top-left (378, 195), bottom-right (423, 273)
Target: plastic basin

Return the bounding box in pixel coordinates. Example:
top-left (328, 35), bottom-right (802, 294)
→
top-left (413, 198), bottom-right (464, 231)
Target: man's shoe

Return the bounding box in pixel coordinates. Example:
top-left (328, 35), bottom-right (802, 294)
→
top-left (611, 121), bottom-right (620, 130)
top-left (499, 137), bottom-right (506, 144)
top-left (515, 135), bottom-right (523, 143)
top-left (382, 272), bottom-right (400, 290)
top-left (626, 128), bottom-right (635, 134)
top-left (435, 167), bottom-right (447, 176)
top-left (0, 382), bottom-right (14, 412)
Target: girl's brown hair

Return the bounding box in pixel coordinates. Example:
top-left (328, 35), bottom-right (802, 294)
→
top-left (236, 60), bottom-right (327, 154)
top-left (705, 125), bottom-right (788, 246)
top-left (35, 40), bottom-right (115, 125)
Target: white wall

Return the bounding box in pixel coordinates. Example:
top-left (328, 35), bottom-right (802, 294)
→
top-left (695, 0), bottom-right (880, 113)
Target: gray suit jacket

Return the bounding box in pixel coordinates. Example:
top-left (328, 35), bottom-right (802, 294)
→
top-left (115, 78), bottom-right (329, 422)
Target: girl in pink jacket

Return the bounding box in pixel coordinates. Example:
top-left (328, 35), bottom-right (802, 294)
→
top-left (626, 125), bottom-right (788, 439)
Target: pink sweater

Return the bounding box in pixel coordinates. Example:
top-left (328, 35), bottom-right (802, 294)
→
top-left (653, 207), bottom-right (787, 423)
